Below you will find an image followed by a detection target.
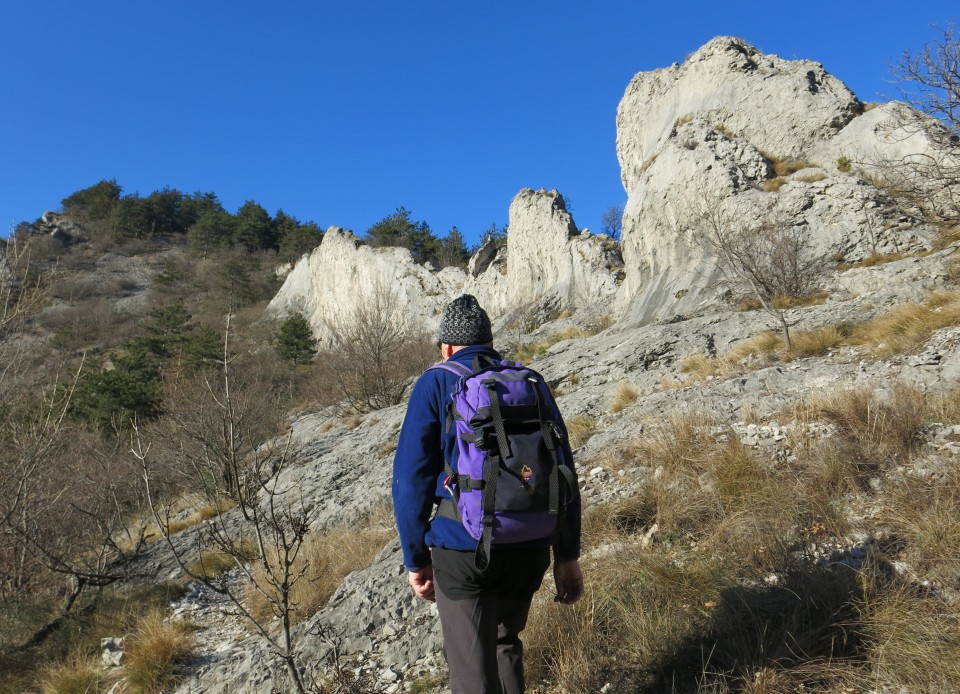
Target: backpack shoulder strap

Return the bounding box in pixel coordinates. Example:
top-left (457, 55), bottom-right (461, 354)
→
top-left (426, 361), bottom-right (472, 378)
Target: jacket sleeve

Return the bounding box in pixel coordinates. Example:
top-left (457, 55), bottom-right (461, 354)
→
top-left (392, 371), bottom-right (445, 571)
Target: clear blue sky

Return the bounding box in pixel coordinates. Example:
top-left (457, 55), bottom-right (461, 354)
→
top-left (1, 1), bottom-right (955, 245)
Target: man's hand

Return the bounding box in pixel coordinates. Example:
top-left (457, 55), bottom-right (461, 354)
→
top-left (408, 566), bottom-right (436, 602)
top-left (553, 559), bottom-right (584, 605)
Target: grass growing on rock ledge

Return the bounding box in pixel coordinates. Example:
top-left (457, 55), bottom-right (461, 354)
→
top-left (506, 324), bottom-right (607, 364)
top-left (524, 385), bottom-right (960, 693)
top-left (680, 291), bottom-right (960, 387)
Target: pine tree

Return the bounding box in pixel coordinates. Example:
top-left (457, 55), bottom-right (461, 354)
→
top-left (275, 312), bottom-right (319, 365)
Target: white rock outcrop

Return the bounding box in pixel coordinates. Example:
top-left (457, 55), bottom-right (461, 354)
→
top-left (614, 37), bottom-right (938, 324)
top-left (268, 190), bottom-right (621, 342)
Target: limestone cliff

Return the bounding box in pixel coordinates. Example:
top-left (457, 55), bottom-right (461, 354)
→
top-left (268, 190), bottom-right (621, 343)
top-left (614, 36), bottom-right (939, 324)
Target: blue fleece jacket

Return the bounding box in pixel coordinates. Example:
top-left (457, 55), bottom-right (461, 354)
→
top-left (392, 345), bottom-right (581, 571)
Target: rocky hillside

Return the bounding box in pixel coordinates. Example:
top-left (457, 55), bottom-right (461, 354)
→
top-left (115, 37), bottom-right (960, 692)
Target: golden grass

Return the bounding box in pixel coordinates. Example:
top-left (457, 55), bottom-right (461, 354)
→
top-left (528, 393), bottom-right (960, 692)
top-left (884, 466), bottom-right (960, 590)
top-left (608, 382), bottom-right (639, 413)
top-left (771, 159), bottom-right (816, 177)
top-left (243, 505), bottom-right (395, 626)
top-left (36, 653), bottom-right (105, 694)
top-left (123, 611), bottom-right (194, 693)
top-left (565, 415), bottom-right (598, 449)
top-left (850, 290), bottom-right (960, 356)
top-left (526, 385), bottom-right (960, 693)
top-left (859, 586), bottom-right (960, 688)
top-left (763, 177), bottom-right (788, 192)
top-left (185, 540), bottom-right (256, 581)
top-left (507, 326), bottom-right (593, 364)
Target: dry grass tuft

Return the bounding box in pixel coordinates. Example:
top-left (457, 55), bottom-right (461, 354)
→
top-left (772, 159), bottom-right (816, 177)
top-left (727, 331), bottom-right (783, 363)
top-left (859, 586), bottom-right (960, 688)
top-left (507, 327), bottom-right (593, 364)
top-left (794, 172), bottom-right (828, 183)
top-left (763, 177), bottom-right (788, 192)
top-left (243, 505), bottom-right (396, 625)
top-left (608, 382), bottom-right (640, 413)
top-left (36, 653), bottom-right (105, 694)
top-left (123, 611), bottom-right (194, 693)
top-left (185, 541), bottom-right (255, 581)
top-left (884, 466), bottom-right (960, 589)
top-left (850, 290), bottom-right (960, 356)
top-left (162, 498), bottom-right (235, 537)
top-left (566, 415), bottom-right (599, 449)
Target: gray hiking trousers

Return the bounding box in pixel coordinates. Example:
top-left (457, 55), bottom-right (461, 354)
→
top-left (432, 545), bottom-right (551, 694)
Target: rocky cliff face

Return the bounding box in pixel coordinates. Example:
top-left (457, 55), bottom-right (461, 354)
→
top-left (268, 189), bottom-right (621, 343)
top-left (614, 36), bottom-right (939, 324)
top-left (273, 37), bottom-right (943, 336)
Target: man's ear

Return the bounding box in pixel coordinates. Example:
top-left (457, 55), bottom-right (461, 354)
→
top-left (440, 344), bottom-right (455, 360)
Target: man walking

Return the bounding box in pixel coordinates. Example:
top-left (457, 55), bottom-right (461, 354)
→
top-left (393, 294), bottom-right (583, 694)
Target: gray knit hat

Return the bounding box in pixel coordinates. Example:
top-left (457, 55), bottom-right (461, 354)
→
top-left (438, 294), bottom-right (493, 346)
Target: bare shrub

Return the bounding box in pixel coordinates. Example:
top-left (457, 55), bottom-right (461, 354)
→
top-left (149, 328), bottom-right (290, 508)
top-left (42, 297), bottom-right (121, 351)
top-left (696, 208), bottom-right (828, 352)
top-left (320, 283), bottom-right (435, 412)
top-left (137, 316), bottom-right (319, 693)
top-left (867, 24), bottom-right (960, 227)
top-left (243, 505), bottom-right (395, 625)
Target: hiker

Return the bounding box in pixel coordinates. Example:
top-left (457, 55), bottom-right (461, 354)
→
top-left (392, 294), bottom-right (583, 694)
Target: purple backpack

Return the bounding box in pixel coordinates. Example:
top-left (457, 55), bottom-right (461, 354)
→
top-left (429, 355), bottom-right (576, 569)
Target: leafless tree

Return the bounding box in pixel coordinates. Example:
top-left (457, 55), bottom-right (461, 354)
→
top-left (865, 25), bottom-right (960, 228)
top-left (696, 208), bottom-right (827, 352)
top-left (600, 205), bottom-right (624, 240)
top-left (1, 236), bottom-right (149, 649)
top-left (321, 281), bottom-right (434, 412)
top-left (136, 316), bottom-right (316, 692)
top-left (151, 314), bottom-right (290, 516)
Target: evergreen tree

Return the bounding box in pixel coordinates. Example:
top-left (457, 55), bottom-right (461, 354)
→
top-left (72, 345), bottom-right (163, 427)
top-left (182, 324), bottom-right (224, 371)
top-left (140, 300), bottom-right (193, 359)
top-left (142, 187), bottom-right (188, 235)
top-left (188, 208), bottom-right (236, 257)
top-left (234, 201), bottom-right (276, 252)
top-left (436, 227), bottom-right (470, 268)
top-left (480, 223), bottom-right (508, 251)
top-left (61, 180), bottom-right (122, 221)
top-left (365, 207), bottom-right (438, 265)
top-left (276, 211), bottom-right (323, 263)
top-left (275, 312), bottom-right (319, 365)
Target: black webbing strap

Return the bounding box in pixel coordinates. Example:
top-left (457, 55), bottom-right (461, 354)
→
top-left (531, 378), bottom-right (563, 514)
top-left (475, 450), bottom-right (500, 570)
top-left (484, 380), bottom-right (512, 461)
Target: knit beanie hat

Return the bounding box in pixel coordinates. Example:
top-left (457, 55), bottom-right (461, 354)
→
top-left (438, 294), bottom-right (493, 346)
